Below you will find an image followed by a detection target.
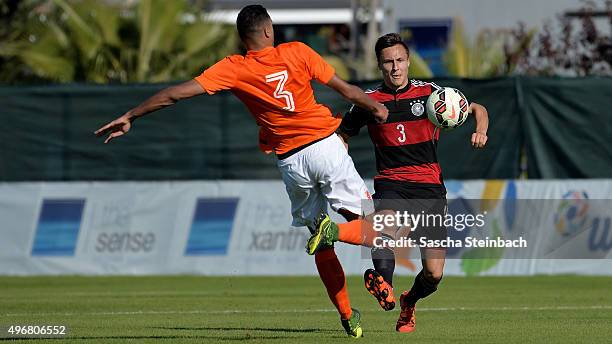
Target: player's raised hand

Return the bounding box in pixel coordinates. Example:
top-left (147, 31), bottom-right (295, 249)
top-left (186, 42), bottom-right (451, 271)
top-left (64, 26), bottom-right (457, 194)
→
top-left (471, 132), bottom-right (487, 148)
top-left (94, 114), bottom-right (134, 144)
top-left (373, 103), bottom-right (389, 123)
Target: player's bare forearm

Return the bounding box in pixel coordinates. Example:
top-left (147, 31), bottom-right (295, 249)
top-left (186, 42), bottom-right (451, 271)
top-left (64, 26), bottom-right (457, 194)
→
top-left (470, 102), bottom-right (488, 133)
top-left (127, 80), bottom-right (205, 120)
top-left (469, 102), bottom-right (488, 148)
top-left (326, 75), bottom-right (388, 123)
top-left (95, 80), bottom-right (204, 143)
top-left (125, 90), bottom-right (177, 120)
top-left (345, 86), bottom-right (382, 113)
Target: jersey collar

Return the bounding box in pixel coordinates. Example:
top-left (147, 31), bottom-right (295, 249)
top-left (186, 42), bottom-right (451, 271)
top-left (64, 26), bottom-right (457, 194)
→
top-left (246, 46), bottom-right (275, 57)
top-left (380, 81), bottom-right (411, 95)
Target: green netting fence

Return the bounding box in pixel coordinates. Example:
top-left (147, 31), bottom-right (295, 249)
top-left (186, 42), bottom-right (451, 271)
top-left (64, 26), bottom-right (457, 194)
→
top-left (1, 77), bottom-right (610, 181)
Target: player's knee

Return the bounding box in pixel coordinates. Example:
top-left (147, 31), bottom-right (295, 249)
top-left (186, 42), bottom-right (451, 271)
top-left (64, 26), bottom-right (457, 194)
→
top-left (424, 270), bottom-right (443, 284)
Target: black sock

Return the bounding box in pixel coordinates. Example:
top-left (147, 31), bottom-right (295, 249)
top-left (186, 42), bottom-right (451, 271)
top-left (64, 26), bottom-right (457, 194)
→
top-left (307, 225), bottom-right (315, 235)
top-left (404, 270), bottom-right (441, 306)
top-left (371, 233), bottom-right (395, 287)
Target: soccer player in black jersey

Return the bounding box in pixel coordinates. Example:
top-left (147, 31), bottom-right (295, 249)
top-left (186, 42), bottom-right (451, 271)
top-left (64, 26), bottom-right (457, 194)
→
top-left (306, 33), bottom-right (488, 333)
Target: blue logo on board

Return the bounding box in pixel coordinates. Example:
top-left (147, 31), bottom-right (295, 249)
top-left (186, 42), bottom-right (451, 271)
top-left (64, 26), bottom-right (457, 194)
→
top-left (31, 199), bottom-right (85, 256)
top-left (185, 198), bottom-right (239, 256)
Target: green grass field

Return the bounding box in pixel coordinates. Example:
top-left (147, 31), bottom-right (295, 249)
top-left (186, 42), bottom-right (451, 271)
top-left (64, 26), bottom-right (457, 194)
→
top-left (1, 275), bottom-right (611, 343)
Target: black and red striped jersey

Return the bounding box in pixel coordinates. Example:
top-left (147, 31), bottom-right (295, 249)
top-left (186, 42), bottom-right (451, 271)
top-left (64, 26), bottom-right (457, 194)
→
top-left (339, 80), bottom-right (444, 188)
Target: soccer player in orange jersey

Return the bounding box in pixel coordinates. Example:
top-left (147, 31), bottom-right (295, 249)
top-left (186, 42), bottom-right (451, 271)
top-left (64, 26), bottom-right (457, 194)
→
top-left (95, 4), bottom-right (388, 338)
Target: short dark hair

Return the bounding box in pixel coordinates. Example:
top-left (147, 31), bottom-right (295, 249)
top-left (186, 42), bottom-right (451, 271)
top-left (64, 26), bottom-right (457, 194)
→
top-left (375, 33), bottom-right (410, 63)
top-left (236, 5), bottom-right (271, 40)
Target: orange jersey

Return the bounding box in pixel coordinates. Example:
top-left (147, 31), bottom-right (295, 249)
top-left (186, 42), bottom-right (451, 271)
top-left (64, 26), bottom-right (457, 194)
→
top-left (194, 42), bottom-right (341, 154)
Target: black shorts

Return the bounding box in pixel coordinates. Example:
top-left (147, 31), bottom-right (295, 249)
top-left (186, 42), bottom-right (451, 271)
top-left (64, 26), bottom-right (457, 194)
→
top-left (373, 179), bottom-right (447, 243)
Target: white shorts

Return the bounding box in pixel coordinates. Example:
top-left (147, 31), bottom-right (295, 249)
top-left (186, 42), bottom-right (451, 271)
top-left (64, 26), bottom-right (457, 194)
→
top-left (276, 134), bottom-right (371, 228)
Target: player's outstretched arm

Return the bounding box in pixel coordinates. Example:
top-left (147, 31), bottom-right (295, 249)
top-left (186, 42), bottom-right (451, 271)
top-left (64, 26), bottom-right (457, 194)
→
top-left (94, 80), bottom-right (205, 144)
top-left (326, 75), bottom-right (389, 123)
top-left (469, 102), bottom-right (488, 149)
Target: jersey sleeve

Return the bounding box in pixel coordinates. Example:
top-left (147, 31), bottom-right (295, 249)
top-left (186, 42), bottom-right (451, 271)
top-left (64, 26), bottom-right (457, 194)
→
top-left (194, 57), bottom-right (237, 94)
top-left (429, 81), bottom-right (442, 91)
top-left (298, 42), bottom-right (336, 84)
top-left (338, 104), bottom-right (369, 137)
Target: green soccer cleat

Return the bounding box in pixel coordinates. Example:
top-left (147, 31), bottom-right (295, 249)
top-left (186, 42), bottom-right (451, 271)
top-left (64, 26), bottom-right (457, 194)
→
top-left (341, 308), bottom-right (363, 338)
top-left (305, 213), bottom-right (339, 255)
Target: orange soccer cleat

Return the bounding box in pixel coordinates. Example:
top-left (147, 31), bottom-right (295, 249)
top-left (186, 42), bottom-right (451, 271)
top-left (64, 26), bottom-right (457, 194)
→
top-left (363, 268), bottom-right (395, 311)
top-left (396, 291), bottom-right (416, 333)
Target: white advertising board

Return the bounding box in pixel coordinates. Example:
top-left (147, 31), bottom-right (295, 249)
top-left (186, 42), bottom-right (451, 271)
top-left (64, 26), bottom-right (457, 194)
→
top-left (0, 180), bottom-right (610, 276)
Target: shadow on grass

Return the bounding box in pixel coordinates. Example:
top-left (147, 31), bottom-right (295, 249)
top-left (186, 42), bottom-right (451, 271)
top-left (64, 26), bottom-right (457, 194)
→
top-left (156, 326), bottom-right (336, 333)
top-left (0, 326), bottom-right (380, 341)
top-left (154, 325), bottom-right (386, 334)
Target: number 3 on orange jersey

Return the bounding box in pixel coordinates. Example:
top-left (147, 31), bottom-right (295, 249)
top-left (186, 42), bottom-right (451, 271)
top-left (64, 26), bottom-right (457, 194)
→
top-left (265, 70), bottom-right (295, 112)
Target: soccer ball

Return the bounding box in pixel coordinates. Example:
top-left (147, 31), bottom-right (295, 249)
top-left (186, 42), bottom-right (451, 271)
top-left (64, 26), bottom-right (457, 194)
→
top-left (554, 191), bottom-right (589, 237)
top-left (426, 87), bottom-right (469, 130)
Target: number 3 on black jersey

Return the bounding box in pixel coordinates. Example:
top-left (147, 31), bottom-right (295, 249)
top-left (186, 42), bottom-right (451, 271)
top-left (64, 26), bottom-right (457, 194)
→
top-left (397, 123), bottom-right (406, 143)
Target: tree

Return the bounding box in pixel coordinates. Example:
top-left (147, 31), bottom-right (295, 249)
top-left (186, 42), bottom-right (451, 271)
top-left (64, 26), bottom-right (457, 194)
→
top-left (0, 0), bottom-right (238, 84)
top-left (515, 0), bottom-right (612, 76)
top-left (444, 18), bottom-right (536, 78)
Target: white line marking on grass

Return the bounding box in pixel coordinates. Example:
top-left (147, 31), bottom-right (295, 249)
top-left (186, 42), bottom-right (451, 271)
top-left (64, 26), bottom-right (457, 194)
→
top-left (0, 291), bottom-right (222, 298)
top-left (0, 309), bottom-right (336, 317)
top-left (0, 290), bottom-right (306, 298)
top-left (3, 305), bottom-right (612, 318)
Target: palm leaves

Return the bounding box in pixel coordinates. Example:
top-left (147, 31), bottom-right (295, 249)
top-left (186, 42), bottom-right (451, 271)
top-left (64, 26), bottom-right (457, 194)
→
top-left (0, 0), bottom-right (238, 83)
top-left (444, 18), bottom-right (537, 77)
